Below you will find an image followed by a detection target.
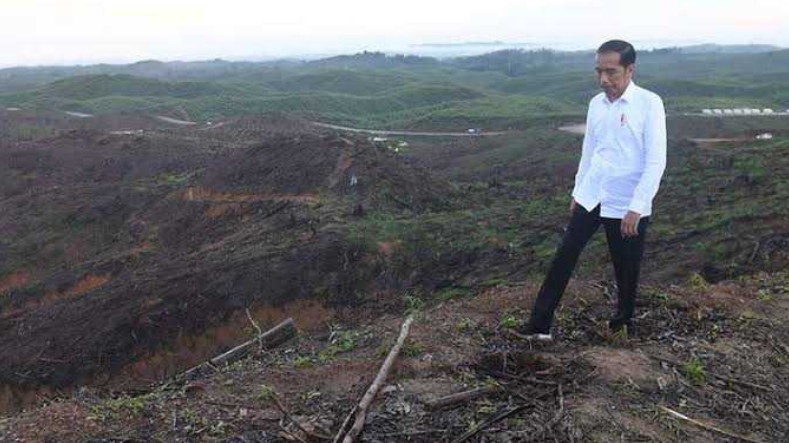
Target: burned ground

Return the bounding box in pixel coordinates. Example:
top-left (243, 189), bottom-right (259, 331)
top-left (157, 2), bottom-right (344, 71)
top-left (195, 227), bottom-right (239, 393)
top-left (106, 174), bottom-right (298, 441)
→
top-left (1, 274), bottom-right (786, 443)
top-left (0, 111), bottom-right (787, 442)
top-left (0, 113), bottom-right (453, 413)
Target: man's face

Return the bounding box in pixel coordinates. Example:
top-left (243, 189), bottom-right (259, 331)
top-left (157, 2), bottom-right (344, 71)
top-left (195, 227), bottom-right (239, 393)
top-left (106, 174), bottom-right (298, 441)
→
top-left (595, 51), bottom-right (634, 99)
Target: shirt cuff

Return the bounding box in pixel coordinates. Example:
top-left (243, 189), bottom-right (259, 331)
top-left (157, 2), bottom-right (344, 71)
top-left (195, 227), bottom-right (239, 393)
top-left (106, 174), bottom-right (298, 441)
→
top-left (627, 199), bottom-right (648, 216)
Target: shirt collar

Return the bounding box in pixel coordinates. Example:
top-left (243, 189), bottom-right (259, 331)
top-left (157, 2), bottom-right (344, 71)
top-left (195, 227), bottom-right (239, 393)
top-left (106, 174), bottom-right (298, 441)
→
top-left (604, 80), bottom-right (637, 105)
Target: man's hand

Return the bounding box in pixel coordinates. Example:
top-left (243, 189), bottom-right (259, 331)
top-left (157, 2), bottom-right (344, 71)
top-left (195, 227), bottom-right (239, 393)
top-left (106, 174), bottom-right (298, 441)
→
top-left (621, 211), bottom-right (641, 238)
top-left (570, 198), bottom-right (577, 213)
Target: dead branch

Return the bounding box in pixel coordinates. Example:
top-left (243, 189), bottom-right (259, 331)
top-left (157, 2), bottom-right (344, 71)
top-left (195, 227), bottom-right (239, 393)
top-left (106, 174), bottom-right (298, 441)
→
top-left (212, 318), bottom-right (296, 366)
top-left (378, 428), bottom-right (453, 437)
top-left (425, 386), bottom-right (499, 410)
top-left (525, 385), bottom-right (565, 442)
top-left (272, 394), bottom-right (332, 441)
top-left (182, 318), bottom-right (297, 377)
top-left (488, 369), bottom-right (559, 387)
top-left (451, 403), bottom-right (535, 443)
top-left (659, 406), bottom-right (767, 443)
top-left (748, 240), bottom-right (761, 264)
top-left (336, 315), bottom-right (414, 443)
top-left (331, 405), bottom-right (357, 443)
top-left (651, 355), bottom-right (771, 391)
top-left (279, 425), bottom-right (309, 443)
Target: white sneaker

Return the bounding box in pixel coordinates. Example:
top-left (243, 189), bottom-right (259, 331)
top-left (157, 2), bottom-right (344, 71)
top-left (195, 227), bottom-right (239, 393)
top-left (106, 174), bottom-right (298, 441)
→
top-left (526, 332), bottom-right (553, 341)
top-left (506, 329), bottom-right (553, 341)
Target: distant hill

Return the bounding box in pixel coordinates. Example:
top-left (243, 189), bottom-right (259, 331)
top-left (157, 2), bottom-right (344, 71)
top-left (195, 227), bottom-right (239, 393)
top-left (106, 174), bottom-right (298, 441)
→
top-left (40, 74), bottom-right (233, 100)
top-left (414, 41), bottom-right (535, 48)
top-left (265, 69), bottom-right (414, 95)
top-left (0, 59), bottom-right (300, 93)
top-left (2, 47), bottom-right (789, 128)
top-left (306, 51), bottom-right (439, 69)
top-left (678, 43), bottom-right (782, 54)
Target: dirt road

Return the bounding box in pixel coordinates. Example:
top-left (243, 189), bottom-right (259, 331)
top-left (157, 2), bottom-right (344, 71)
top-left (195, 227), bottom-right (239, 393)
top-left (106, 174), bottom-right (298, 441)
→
top-left (156, 115), bottom-right (197, 125)
top-left (311, 121), bottom-right (507, 137)
top-left (64, 111), bottom-right (93, 118)
top-left (558, 123), bottom-right (586, 135)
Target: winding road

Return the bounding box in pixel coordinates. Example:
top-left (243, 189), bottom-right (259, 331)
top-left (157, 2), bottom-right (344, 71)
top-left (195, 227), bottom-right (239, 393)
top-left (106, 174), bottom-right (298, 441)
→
top-left (310, 122), bottom-right (508, 137)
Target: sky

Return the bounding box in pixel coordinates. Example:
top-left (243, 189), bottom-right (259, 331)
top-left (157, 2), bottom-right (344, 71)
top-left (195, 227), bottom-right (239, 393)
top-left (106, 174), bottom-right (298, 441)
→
top-left (1, 0), bottom-right (788, 67)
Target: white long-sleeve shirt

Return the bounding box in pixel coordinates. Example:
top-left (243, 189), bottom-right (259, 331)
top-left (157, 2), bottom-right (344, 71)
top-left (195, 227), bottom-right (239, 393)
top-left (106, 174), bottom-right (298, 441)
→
top-left (571, 81), bottom-right (667, 219)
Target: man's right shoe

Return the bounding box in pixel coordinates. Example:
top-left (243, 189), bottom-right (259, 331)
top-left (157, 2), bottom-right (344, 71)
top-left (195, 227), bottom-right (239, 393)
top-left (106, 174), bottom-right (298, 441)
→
top-left (511, 323), bottom-right (553, 341)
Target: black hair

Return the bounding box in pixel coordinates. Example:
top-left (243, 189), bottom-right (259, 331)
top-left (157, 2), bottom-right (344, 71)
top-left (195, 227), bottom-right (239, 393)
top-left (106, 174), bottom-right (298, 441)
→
top-left (597, 40), bottom-right (637, 67)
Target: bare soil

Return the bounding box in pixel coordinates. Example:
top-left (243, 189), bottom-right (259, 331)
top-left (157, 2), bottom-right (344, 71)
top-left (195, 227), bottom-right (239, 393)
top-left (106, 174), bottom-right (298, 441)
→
top-left (1, 274), bottom-right (786, 443)
top-left (1, 110), bottom-right (788, 443)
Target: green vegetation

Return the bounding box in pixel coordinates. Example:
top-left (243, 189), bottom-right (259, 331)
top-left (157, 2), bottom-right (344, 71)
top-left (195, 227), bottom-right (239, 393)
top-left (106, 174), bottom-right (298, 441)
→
top-left (689, 273), bottom-right (710, 291)
top-left (681, 358), bottom-right (708, 385)
top-left (89, 393), bottom-right (153, 421)
top-left (315, 329), bottom-right (361, 364)
top-left (456, 317), bottom-right (476, 333)
top-left (403, 293), bottom-right (426, 314)
top-left (257, 384), bottom-right (277, 402)
top-left (439, 286), bottom-right (473, 301)
top-left (4, 48), bottom-right (788, 130)
top-left (499, 314), bottom-right (520, 329)
top-left (294, 355), bottom-right (314, 369)
top-left (401, 342), bottom-right (425, 357)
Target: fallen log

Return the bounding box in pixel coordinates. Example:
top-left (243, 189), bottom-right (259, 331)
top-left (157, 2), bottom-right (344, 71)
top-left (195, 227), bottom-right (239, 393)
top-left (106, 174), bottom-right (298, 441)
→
top-left (183, 318), bottom-right (297, 377)
top-left (335, 315), bottom-right (414, 443)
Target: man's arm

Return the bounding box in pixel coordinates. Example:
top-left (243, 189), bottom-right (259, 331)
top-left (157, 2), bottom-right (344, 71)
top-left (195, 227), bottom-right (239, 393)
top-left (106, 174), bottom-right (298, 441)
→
top-left (628, 95), bottom-right (667, 215)
top-left (622, 95), bottom-right (667, 235)
top-left (571, 105), bottom-right (596, 211)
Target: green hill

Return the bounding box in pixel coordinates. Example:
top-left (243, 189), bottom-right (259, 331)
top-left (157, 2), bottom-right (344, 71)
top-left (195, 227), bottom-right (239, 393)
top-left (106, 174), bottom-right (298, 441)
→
top-left (2, 48), bottom-right (789, 128)
top-left (265, 69), bottom-right (414, 95)
top-left (41, 74), bottom-right (233, 100)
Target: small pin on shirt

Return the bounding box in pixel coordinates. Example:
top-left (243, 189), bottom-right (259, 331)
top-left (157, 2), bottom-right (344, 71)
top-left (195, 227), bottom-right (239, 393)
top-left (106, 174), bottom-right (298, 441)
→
top-left (621, 113), bottom-right (627, 126)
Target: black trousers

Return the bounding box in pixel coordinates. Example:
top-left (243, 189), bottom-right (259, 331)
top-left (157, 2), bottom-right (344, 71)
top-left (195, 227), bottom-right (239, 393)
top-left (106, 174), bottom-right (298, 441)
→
top-left (528, 203), bottom-right (649, 332)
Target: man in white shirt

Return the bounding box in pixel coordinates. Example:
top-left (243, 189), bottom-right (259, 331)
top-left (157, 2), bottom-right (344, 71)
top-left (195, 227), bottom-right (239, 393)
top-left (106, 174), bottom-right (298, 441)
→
top-left (520, 40), bottom-right (667, 340)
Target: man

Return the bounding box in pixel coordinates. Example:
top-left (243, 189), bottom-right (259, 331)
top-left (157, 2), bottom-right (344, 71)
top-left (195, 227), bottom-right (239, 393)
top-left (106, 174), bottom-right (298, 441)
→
top-left (520, 40), bottom-right (667, 340)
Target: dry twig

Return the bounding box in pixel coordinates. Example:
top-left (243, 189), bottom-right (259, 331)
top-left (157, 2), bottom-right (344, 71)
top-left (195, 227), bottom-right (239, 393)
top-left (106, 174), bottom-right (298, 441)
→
top-left (659, 406), bottom-right (766, 443)
top-left (425, 386), bottom-right (499, 410)
top-left (451, 403), bottom-right (535, 443)
top-left (272, 394), bottom-right (332, 441)
top-left (335, 315), bottom-right (414, 443)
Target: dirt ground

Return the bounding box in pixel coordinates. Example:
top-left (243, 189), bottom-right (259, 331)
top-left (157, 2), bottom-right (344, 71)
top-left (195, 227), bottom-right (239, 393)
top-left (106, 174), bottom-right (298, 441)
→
top-left (0, 111), bottom-right (458, 417)
top-left (1, 110), bottom-right (788, 442)
top-left (1, 272), bottom-right (787, 443)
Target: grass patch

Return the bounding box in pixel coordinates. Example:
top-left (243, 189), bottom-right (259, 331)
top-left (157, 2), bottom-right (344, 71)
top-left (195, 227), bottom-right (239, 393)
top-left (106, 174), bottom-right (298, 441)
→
top-left (681, 358), bottom-right (707, 385)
